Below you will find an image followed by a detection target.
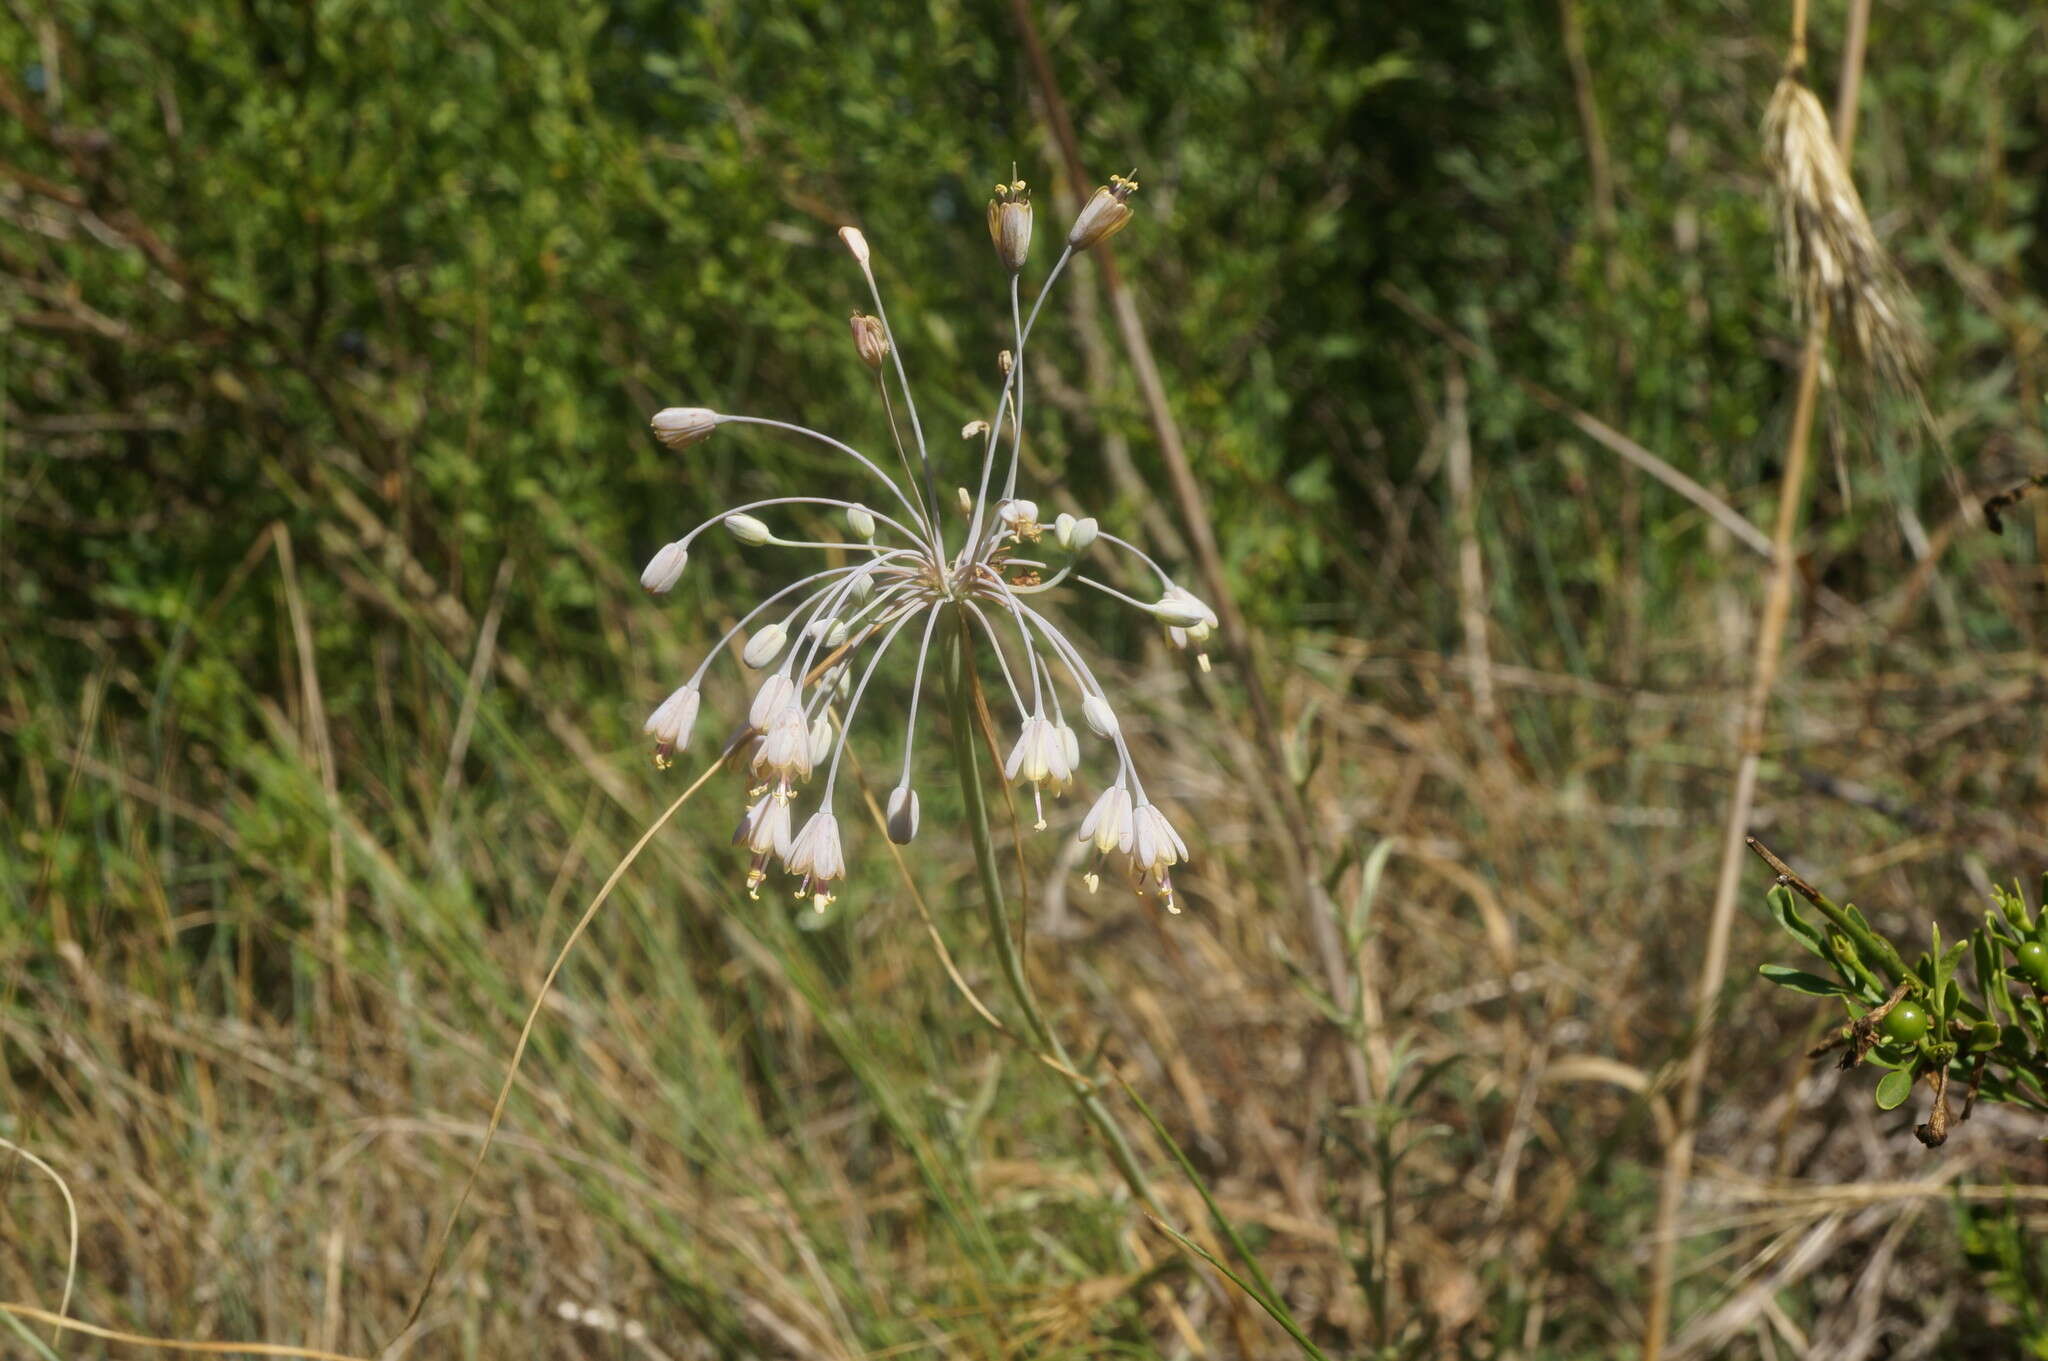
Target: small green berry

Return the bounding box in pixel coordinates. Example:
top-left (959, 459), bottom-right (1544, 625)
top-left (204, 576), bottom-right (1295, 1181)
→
top-left (2016, 940), bottom-right (2048, 990)
top-left (1879, 1002), bottom-right (1928, 1045)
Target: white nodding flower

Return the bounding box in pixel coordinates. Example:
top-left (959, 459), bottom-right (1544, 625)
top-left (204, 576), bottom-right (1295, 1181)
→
top-left (838, 225), bottom-right (870, 267)
top-left (807, 714), bottom-right (835, 770)
top-left (725, 513), bottom-right (772, 547)
top-left (735, 787), bottom-right (795, 859)
top-left (643, 684), bottom-right (701, 766)
top-left (886, 785), bottom-right (920, 844)
top-left (1004, 714), bottom-right (1073, 791)
top-left (636, 160), bottom-right (1206, 914)
top-left (754, 703), bottom-right (813, 780)
top-left (650, 407), bottom-right (718, 450)
top-left (749, 673), bottom-right (796, 730)
top-left (742, 624), bottom-right (788, 670)
top-left (640, 540), bottom-right (689, 593)
top-left (1080, 784), bottom-right (1135, 855)
top-left (1132, 802), bottom-right (1188, 872)
top-left (788, 811), bottom-right (846, 884)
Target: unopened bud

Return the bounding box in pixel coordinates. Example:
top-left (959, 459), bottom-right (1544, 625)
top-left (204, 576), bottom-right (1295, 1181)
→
top-left (1068, 173), bottom-right (1138, 250)
top-left (957, 487), bottom-right (973, 514)
top-left (848, 313), bottom-right (888, 370)
top-left (650, 407), bottom-right (718, 450)
top-left (742, 624), bottom-right (788, 669)
top-left (807, 714), bottom-right (835, 769)
top-left (987, 179), bottom-right (1033, 273)
top-left (847, 503), bottom-right (877, 539)
top-left (1066, 516), bottom-right (1099, 553)
top-left (837, 225), bottom-right (870, 267)
top-left (640, 540), bottom-right (689, 593)
top-left (886, 785), bottom-right (921, 844)
top-left (724, 513), bottom-right (771, 546)
top-left (998, 349), bottom-right (1013, 377)
top-left (847, 572), bottom-right (875, 606)
top-left (1082, 694), bottom-right (1119, 737)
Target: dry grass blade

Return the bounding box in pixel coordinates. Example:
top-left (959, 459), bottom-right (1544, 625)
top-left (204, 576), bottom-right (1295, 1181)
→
top-left (0, 1303), bottom-right (371, 1361)
top-left (1762, 73), bottom-right (1923, 389)
top-left (393, 749), bottom-right (732, 1343)
top-left (0, 1138), bottom-right (78, 1349)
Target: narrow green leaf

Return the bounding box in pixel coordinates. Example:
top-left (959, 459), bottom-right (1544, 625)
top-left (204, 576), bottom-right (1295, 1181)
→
top-left (1758, 963), bottom-right (1849, 997)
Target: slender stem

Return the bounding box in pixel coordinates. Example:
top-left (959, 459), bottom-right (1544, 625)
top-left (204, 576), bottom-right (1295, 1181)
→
top-left (1644, 5), bottom-right (1870, 1348)
top-left (942, 610), bottom-right (1162, 1216)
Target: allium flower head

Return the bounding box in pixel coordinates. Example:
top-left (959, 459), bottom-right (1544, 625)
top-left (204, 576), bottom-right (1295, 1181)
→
top-left (636, 164), bottom-right (1194, 912)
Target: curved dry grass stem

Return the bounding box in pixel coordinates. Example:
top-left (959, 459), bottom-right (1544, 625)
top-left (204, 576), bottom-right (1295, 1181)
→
top-left (0, 1304), bottom-right (370, 1361)
top-left (0, 1138), bottom-right (78, 1349)
top-left (395, 749), bottom-right (732, 1343)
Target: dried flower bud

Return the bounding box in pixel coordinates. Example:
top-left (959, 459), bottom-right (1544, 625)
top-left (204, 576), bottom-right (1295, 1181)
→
top-left (998, 350), bottom-right (1013, 377)
top-left (847, 503), bottom-right (876, 540)
top-left (886, 784), bottom-right (920, 844)
top-left (957, 487), bottom-right (974, 514)
top-left (962, 420), bottom-right (990, 440)
top-left (987, 178), bottom-right (1033, 273)
top-left (742, 624), bottom-right (788, 669)
top-left (640, 540), bottom-right (689, 593)
top-left (725, 513), bottom-right (771, 546)
top-left (837, 225), bottom-right (870, 267)
top-left (848, 313), bottom-right (889, 370)
top-left (1068, 173), bottom-right (1138, 250)
top-left (650, 407), bottom-right (718, 450)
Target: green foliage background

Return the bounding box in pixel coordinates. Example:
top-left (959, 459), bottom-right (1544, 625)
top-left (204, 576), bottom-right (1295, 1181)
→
top-left (5, 0), bottom-right (2048, 1356)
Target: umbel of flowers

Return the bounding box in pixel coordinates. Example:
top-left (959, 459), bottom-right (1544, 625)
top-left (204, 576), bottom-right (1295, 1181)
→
top-left (638, 171), bottom-right (1213, 914)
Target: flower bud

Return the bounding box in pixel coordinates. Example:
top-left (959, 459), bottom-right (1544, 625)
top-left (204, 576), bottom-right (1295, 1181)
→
top-left (846, 572), bottom-right (875, 606)
top-left (998, 350), bottom-right (1013, 377)
top-left (848, 313), bottom-right (889, 370)
top-left (650, 407), bottom-right (718, 450)
top-left (1082, 694), bottom-right (1119, 737)
top-left (1066, 516), bottom-right (1099, 553)
top-left (1058, 722), bottom-right (1080, 770)
top-left (957, 487), bottom-right (973, 514)
top-left (962, 420), bottom-right (990, 440)
top-left (987, 178), bottom-right (1033, 273)
top-left (847, 503), bottom-right (876, 540)
top-left (886, 784), bottom-right (921, 844)
top-left (639, 540), bottom-right (689, 594)
top-left (807, 714), bottom-right (835, 769)
top-left (1151, 590), bottom-right (1211, 628)
top-left (804, 616), bottom-right (849, 650)
top-left (1068, 173), bottom-right (1138, 250)
top-left (742, 624), bottom-right (787, 670)
top-left (724, 513), bottom-right (771, 546)
top-left (838, 225), bottom-right (870, 268)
